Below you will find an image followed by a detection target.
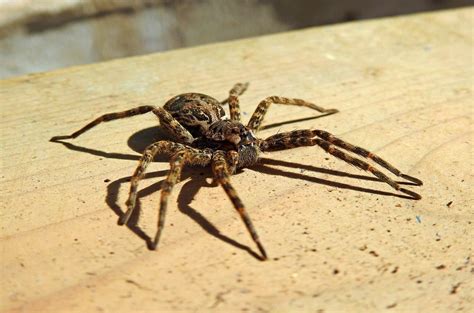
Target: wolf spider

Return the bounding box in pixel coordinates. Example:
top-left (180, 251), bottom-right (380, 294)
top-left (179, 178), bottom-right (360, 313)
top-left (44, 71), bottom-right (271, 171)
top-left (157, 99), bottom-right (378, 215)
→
top-left (51, 82), bottom-right (422, 260)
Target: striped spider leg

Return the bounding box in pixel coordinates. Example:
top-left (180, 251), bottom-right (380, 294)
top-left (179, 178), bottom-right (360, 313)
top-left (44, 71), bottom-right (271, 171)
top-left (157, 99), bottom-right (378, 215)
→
top-left (50, 105), bottom-right (194, 144)
top-left (120, 140), bottom-right (212, 249)
top-left (212, 150), bottom-right (267, 260)
top-left (247, 96), bottom-right (339, 131)
top-left (259, 129), bottom-right (423, 199)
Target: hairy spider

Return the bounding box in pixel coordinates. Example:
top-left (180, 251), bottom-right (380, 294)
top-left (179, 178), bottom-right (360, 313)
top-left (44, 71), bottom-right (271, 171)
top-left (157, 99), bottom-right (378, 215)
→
top-left (51, 82), bottom-right (422, 260)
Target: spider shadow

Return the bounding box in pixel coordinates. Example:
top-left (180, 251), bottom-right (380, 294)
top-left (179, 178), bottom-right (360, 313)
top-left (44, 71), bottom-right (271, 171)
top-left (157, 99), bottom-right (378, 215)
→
top-left (106, 167), bottom-right (263, 260)
top-left (49, 137), bottom-right (140, 161)
top-left (259, 111), bottom-right (338, 131)
top-left (106, 156), bottom-right (417, 261)
top-left (50, 126), bottom-right (174, 163)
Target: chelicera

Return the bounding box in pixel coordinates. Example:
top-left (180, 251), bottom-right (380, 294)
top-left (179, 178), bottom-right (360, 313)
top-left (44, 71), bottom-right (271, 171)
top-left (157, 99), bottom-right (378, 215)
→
top-left (51, 82), bottom-right (422, 260)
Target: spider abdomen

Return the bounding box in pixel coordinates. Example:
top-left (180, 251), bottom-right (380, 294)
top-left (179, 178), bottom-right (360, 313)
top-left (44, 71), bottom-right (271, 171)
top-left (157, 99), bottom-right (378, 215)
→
top-left (163, 93), bottom-right (225, 136)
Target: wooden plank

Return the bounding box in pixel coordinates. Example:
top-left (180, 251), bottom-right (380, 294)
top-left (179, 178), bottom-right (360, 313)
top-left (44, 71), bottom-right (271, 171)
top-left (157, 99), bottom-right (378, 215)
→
top-left (1, 7), bottom-right (472, 313)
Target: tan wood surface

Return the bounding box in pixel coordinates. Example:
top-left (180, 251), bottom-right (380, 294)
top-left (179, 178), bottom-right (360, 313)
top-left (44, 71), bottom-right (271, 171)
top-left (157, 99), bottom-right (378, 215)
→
top-left (1, 8), bottom-right (473, 313)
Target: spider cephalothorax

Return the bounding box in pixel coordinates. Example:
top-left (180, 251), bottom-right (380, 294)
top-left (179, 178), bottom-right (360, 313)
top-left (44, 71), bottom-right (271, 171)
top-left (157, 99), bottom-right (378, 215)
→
top-left (51, 82), bottom-right (422, 260)
top-left (205, 120), bottom-right (256, 146)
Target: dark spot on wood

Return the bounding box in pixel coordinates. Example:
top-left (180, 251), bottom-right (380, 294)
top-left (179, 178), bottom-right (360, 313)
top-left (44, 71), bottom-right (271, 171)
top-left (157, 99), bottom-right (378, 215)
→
top-left (446, 201), bottom-right (453, 207)
top-left (436, 265), bottom-right (446, 270)
top-left (369, 250), bottom-right (379, 257)
top-left (450, 282), bottom-right (461, 294)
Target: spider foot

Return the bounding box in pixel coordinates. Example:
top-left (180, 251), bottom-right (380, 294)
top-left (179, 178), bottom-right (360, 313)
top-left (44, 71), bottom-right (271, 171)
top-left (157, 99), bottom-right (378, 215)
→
top-left (323, 108), bottom-right (339, 115)
top-left (400, 174), bottom-right (423, 186)
top-left (400, 188), bottom-right (422, 200)
top-left (237, 82), bottom-right (249, 92)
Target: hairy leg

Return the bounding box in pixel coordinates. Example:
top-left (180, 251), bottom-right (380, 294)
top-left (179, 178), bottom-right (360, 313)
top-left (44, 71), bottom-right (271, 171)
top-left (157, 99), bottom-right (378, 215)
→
top-left (120, 141), bottom-right (212, 248)
top-left (310, 130), bottom-right (422, 185)
top-left (119, 141), bottom-right (187, 225)
top-left (50, 105), bottom-right (195, 145)
top-left (221, 82), bottom-right (249, 121)
top-left (226, 150), bottom-right (240, 174)
top-left (247, 96), bottom-right (338, 132)
top-left (152, 106), bottom-right (194, 144)
top-left (153, 147), bottom-right (213, 248)
top-left (221, 82), bottom-right (249, 104)
top-left (50, 105), bottom-right (155, 140)
top-left (152, 150), bottom-right (187, 249)
top-left (260, 130), bottom-right (422, 199)
top-left (212, 151), bottom-right (267, 260)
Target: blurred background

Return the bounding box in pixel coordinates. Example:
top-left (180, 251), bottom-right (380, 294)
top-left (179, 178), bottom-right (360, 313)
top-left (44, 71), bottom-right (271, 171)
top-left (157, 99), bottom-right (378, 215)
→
top-left (0, 0), bottom-right (471, 79)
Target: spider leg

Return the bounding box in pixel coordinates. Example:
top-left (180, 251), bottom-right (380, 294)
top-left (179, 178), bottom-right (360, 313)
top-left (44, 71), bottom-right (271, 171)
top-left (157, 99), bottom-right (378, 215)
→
top-left (120, 141), bottom-right (212, 248)
top-left (50, 105), bottom-right (155, 140)
top-left (220, 82), bottom-right (249, 104)
top-left (152, 107), bottom-right (194, 144)
top-left (260, 130), bottom-right (422, 199)
top-left (226, 150), bottom-right (240, 174)
top-left (50, 105), bottom-right (195, 145)
top-left (119, 141), bottom-right (186, 225)
top-left (220, 82), bottom-right (249, 121)
top-left (152, 150), bottom-right (187, 249)
top-left (212, 151), bottom-right (267, 260)
top-left (312, 130), bottom-right (423, 185)
top-left (247, 96), bottom-right (339, 132)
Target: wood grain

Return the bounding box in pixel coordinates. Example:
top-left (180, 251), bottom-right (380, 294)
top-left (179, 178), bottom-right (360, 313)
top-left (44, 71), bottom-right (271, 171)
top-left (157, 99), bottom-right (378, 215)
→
top-left (1, 8), bottom-right (472, 313)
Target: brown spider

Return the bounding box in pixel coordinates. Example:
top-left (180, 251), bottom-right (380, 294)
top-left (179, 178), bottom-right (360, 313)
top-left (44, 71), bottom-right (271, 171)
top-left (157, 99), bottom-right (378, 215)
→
top-left (51, 82), bottom-right (422, 260)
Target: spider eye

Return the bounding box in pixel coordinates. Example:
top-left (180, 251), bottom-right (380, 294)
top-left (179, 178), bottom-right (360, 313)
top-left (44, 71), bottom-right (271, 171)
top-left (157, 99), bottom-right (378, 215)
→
top-left (190, 109), bottom-right (209, 122)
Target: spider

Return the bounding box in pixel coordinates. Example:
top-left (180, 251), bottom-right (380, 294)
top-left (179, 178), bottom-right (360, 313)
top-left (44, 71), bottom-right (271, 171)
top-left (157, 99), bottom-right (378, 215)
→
top-left (51, 82), bottom-right (422, 260)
